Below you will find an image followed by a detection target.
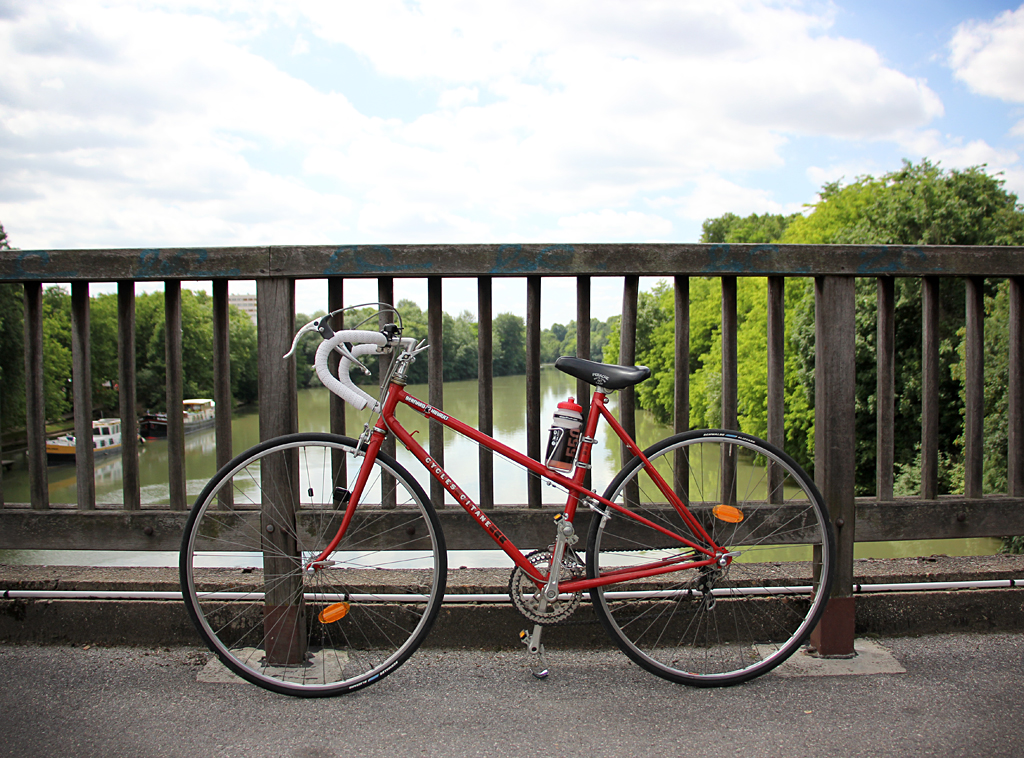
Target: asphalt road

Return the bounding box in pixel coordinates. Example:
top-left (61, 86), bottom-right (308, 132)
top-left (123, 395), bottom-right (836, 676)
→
top-left (1, 633), bottom-right (1023, 758)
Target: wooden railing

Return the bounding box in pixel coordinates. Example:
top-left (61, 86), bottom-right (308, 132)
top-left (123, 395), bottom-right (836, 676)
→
top-left (2, 243), bottom-right (1023, 652)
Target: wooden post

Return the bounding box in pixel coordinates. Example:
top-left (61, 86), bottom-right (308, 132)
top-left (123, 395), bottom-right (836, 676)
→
top-left (767, 276), bottom-right (785, 503)
top-left (810, 275), bottom-right (857, 657)
top-left (921, 277), bottom-right (939, 500)
top-left (164, 282), bottom-right (186, 511)
top-left (526, 275), bottom-right (541, 508)
top-left (428, 276), bottom-right (445, 508)
top-left (674, 276), bottom-right (689, 500)
top-left (71, 282), bottom-right (95, 509)
top-left (212, 279), bottom-right (233, 509)
top-left (876, 278), bottom-right (895, 501)
top-left (117, 283), bottom-right (141, 510)
top-left (1010, 277), bottom-right (1024, 497)
top-left (256, 277), bottom-right (305, 664)
top-left (964, 277), bottom-right (985, 499)
top-left (24, 283), bottom-right (48, 510)
top-left (478, 277), bottom-right (494, 509)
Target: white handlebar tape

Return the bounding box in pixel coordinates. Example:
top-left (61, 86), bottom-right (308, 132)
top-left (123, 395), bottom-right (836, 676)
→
top-left (313, 330), bottom-right (388, 412)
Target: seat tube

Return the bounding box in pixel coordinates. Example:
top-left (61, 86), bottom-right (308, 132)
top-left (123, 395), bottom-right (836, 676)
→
top-left (563, 390), bottom-right (606, 520)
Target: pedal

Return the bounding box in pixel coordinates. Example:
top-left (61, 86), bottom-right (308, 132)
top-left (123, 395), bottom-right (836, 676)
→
top-left (520, 625), bottom-right (549, 679)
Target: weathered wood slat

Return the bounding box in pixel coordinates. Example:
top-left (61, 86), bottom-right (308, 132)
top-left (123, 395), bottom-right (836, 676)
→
top-left (428, 276), bottom-right (445, 508)
top-left (921, 277), bottom-right (940, 500)
top-left (877, 277), bottom-right (895, 501)
top-left (3, 497), bottom-right (1022, 551)
top-left (117, 283), bottom-right (141, 510)
top-left (721, 276), bottom-right (738, 433)
top-left (619, 275), bottom-right (639, 507)
top-left (23, 283), bottom-right (48, 510)
top-left (477, 277), bottom-right (494, 509)
top-left (164, 282), bottom-right (186, 511)
top-left (673, 276), bottom-right (689, 500)
top-left (576, 275), bottom-right (592, 492)
top-left (71, 282), bottom-right (95, 509)
top-left (7, 243), bottom-right (1024, 280)
top-left (212, 280), bottom-right (232, 485)
top-left (377, 277), bottom-right (396, 509)
top-left (1010, 277), bottom-right (1024, 498)
top-left (328, 278), bottom-right (347, 499)
top-left (964, 277), bottom-right (985, 499)
top-left (526, 275), bottom-right (541, 508)
top-left (767, 276), bottom-right (785, 503)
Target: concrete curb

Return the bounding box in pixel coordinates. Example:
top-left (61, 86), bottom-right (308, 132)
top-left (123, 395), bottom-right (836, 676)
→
top-left (2, 589), bottom-right (1023, 649)
top-left (3, 555), bottom-right (1024, 648)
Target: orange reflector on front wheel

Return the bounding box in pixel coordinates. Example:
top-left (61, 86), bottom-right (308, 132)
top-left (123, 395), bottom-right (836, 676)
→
top-left (712, 505), bottom-right (744, 523)
top-left (318, 602), bottom-right (351, 624)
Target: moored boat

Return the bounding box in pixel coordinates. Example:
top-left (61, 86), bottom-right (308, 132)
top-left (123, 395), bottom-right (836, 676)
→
top-left (46, 418), bottom-right (123, 464)
top-left (140, 399), bottom-right (216, 440)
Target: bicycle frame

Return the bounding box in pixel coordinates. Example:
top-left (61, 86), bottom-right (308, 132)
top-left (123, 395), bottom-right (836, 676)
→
top-left (313, 376), bottom-right (726, 593)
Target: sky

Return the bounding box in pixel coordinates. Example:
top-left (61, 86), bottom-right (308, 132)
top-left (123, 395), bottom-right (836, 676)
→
top-left (2, 0), bottom-right (1024, 326)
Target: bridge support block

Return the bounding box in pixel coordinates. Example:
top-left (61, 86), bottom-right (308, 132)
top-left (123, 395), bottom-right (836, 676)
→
top-left (810, 596), bottom-right (856, 657)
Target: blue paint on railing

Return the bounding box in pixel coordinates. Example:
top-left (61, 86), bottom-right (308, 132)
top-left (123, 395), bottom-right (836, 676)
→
top-left (323, 246), bottom-right (433, 275)
top-left (855, 246), bottom-right (930, 275)
top-left (14, 250), bottom-right (78, 279)
top-left (491, 244), bottom-right (581, 273)
top-left (135, 248), bottom-right (241, 279)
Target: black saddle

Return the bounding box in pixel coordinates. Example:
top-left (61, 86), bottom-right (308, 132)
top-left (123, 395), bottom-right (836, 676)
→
top-left (554, 356), bottom-right (651, 391)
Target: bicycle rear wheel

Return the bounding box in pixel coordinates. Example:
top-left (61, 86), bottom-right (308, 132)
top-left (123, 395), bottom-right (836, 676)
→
top-left (587, 429), bottom-right (834, 687)
top-left (180, 433), bottom-right (446, 697)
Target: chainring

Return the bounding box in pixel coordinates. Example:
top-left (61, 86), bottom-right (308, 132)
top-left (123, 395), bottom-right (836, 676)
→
top-left (508, 549), bottom-right (584, 626)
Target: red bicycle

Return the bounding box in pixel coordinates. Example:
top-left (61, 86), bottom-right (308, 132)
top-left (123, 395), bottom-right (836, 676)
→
top-left (180, 305), bottom-right (835, 697)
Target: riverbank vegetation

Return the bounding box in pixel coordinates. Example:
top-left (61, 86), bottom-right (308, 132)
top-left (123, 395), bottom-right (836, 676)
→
top-left (612, 160), bottom-right (1024, 501)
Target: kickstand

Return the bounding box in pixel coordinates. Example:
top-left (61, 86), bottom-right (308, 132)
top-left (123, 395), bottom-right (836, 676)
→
top-left (519, 625), bottom-right (549, 679)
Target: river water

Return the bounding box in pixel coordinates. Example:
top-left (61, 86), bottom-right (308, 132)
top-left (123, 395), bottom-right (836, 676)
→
top-left (0, 368), bottom-right (1001, 565)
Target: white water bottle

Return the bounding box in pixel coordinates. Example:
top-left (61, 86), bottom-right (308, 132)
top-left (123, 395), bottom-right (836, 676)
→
top-left (544, 397), bottom-right (584, 472)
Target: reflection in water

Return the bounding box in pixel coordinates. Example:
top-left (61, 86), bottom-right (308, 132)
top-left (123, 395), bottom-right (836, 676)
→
top-left (0, 368), bottom-right (1003, 563)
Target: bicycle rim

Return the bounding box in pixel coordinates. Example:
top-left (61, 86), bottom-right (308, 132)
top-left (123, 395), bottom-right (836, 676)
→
top-left (180, 433), bottom-right (446, 697)
top-left (587, 430), bottom-right (834, 687)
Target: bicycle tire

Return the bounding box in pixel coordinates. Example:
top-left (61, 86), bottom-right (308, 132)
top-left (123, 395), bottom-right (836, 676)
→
top-left (180, 432), bottom-right (446, 697)
top-left (587, 429), bottom-right (834, 687)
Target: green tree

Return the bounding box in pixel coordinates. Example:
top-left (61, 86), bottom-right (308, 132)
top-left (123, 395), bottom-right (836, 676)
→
top-left (493, 313), bottom-right (526, 376)
top-left (782, 160), bottom-right (1024, 495)
top-left (40, 286), bottom-right (73, 421)
top-left (701, 211), bottom-right (798, 244)
top-left (0, 223), bottom-right (26, 434)
top-left (631, 160), bottom-right (1024, 489)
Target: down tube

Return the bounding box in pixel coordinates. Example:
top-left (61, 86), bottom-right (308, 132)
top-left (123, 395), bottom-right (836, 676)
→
top-left (386, 398), bottom-right (547, 582)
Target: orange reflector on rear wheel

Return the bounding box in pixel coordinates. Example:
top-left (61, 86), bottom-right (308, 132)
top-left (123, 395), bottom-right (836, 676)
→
top-left (318, 602), bottom-right (350, 624)
top-left (712, 505), bottom-right (744, 523)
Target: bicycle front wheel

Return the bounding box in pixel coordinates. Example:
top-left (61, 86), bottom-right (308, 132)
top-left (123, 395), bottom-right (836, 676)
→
top-left (587, 430), bottom-right (834, 687)
top-left (180, 433), bottom-right (446, 697)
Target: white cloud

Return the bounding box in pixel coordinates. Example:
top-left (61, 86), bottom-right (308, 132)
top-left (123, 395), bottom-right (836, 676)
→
top-left (438, 86), bottom-right (479, 110)
top-left (555, 209), bottom-right (672, 241)
top-left (949, 5), bottom-right (1024, 103)
top-left (656, 175), bottom-right (803, 223)
top-left (0, 0), bottom-right (950, 250)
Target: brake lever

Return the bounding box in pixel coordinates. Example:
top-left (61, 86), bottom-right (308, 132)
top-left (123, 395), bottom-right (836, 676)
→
top-left (283, 319), bottom-right (321, 359)
top-left (333, 342), bottom-right (373, 376)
